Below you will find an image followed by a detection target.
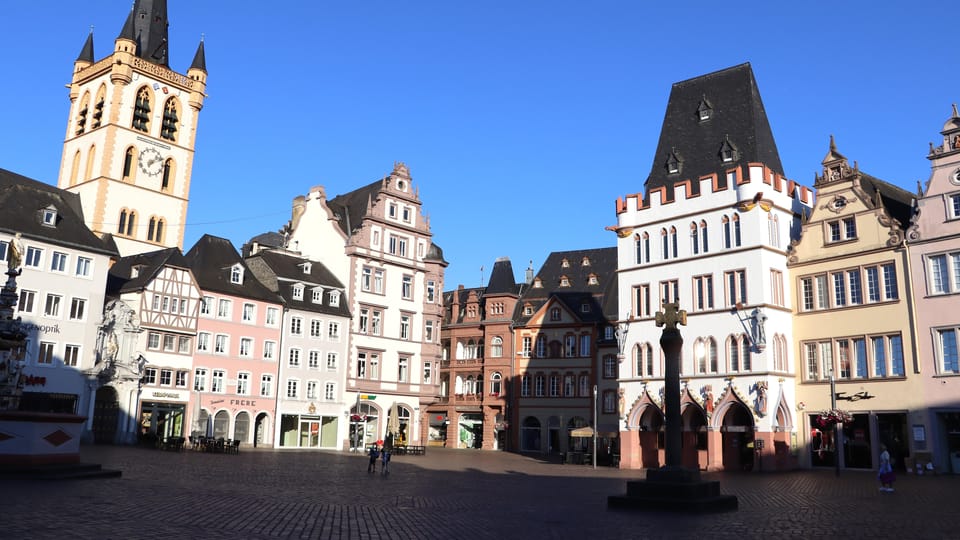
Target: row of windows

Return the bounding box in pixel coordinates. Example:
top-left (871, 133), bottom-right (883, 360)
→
top-left (142, 367), bottom-right (190, 388)
top-left (802, 334), bottom-right (906, 381)
top-left (799, 263), bottom-right (898, 311)
top-left (32, 341), bottom-right (82, 367)
top-left (116, 208), bottom-right (167, 244)
top-left (518, 334), bottom-right (593, 358)
top-left (286, 348), bottom-right (339, 371)
top-left (147, 332), bottom-right (192, 354)
top-left (194, 368), bottom-right (274, 397)
top-left (74, 85), bottom-right (181, 143)
top-left (635, 213), bottom-right (761, 265)
top-left (285, 379), bottom-right (338, 401)
top-left (451, 372), bottom-right (503, 395)
top-left (0, 241), bottom-right (94, 278)
top-left (520, 373), bottom-right (591, 398)
top-left (17, 290), bottom-right (88, 321)
top-left (199, 296), bottom-right (282, 327)
top-left (360, 267), bottom-right (436, 303)
top-left (356, 352), bottom-right (427, 384)
top-left (149, 294), bottom-right (192, 317)
top-left (289, 282), bottom-right (341, 306)
top-left (632, 269), bottom-right (782, 318)
top-left (357, 307), bottom-right (419, 341)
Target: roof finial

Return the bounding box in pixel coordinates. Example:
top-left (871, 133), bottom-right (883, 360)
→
top-left (916, 179), bottom-right (924, 196)
top-left (829, 134), bottom-right (837, 152)
top-left (953, 103), bottom-right (959, 118)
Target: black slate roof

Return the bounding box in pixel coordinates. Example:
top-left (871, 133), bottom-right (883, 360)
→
top-left (485, 257), bottom-right (518, 296)
top-left (513, 247), bottom-right (617, 326)
top-left (118, 0), bottom-right (170, 67)
top-left (107, 247), bottom-right (190, 295)
top-left (646, 63), bottom-right (783, 201)
top-left (184, 234), bottom-right (282, 304)
top-left (245, 250), bottom-right (351, 318)
top-left (859, 173), bottom-right (915, 230)
top-left (0, 168), bottom-right (117, 257)
top-left (327, 179), bottom-right (382, 237)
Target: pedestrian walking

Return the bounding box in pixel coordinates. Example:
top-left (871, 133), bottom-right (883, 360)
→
top-left (878, 444), bottom-right (895, 492)
top-left (381, 448), bottom-right (391, 474)
top-left (368, 445), bottom-right (380, 473)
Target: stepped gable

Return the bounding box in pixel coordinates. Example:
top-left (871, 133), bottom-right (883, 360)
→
top-left (514, 247), bottom-right (617, 325)
top-left (0, 168), bottom-right (117, 258)
top-left (645, 63), bottom-right (783, 203)
top-left (184, 234), bottom-right (281, 304)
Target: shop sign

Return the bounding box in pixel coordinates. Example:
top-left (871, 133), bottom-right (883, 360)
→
top-left (23, 374), bottom-right (47, 386)
top-left (150, 391), bottom-right (182, 399)
top-left (229, 399), bottom-right (257, 407)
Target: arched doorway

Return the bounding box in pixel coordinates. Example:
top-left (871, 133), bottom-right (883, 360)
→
top-left (254, 412), bottom-right (270, 448)
top-left (349, 402), bottom-right (379, 449)
top-left (214, 410), bottom-right (230, 439)
top-left (720, 403), bottom-right (755, 471)
top-left (681, 405), bottom-right (708, 470)
top-left (92, 386), bottom-right (119, 444)
top-left (235, 411), bottom-right (250, 443)
top-left (638, 407), bottom-right (664, 468)
top-left (521, 416), bottom-right (541, 452)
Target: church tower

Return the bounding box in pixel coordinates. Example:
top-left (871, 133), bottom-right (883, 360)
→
top-left (58, 0), bottom-right (207, 256)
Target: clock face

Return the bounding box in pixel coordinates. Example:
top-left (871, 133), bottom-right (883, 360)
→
top-left (138, 147), bottom-right (163, 177)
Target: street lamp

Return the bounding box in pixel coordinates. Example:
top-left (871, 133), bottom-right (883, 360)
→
top-left (829, 366), bottom-right (841, 477)
top-left (593, 384), bottom-right (598, 469)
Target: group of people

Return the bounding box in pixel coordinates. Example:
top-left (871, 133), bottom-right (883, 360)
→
top-left (367, 444), bottom-right (391, 474)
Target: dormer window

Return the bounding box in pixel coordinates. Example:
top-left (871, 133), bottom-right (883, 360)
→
top-left (329, 291), bottom-right (341, 307)
top-left (581, 302), bottom-right (591, 313)
top-left (523, 304), bottom-right (534, 316)
top-left (301, 262), bottom-right (312, 274)
top-left (581, 257), bottom-right (590, 266)
top-left (588, 274), bottom-right (599, 285)
top-left (131, 264), bottom-right (144, 278)
top-left (39, 206), bottom-right (58, 227)
top-left (230, 264), bottom-right (244, 284)
top-left (533, 278), bottom-right (543, 288)
top-left (697, 96), bottom-right (713, 122)
top-left (550, 307), bottom-right (561, 321)
top-left (561, 258), bottom-right (570, 268)
top-left (312, 288), bottom-right (323, 303)
top-left (666, 150), bottom-right (682, 175)
top-left (719, 137), bottom-right (738, 163)
top-left (560, 276), bottom-right (571, 287)
top-left (292, 284), bottom-right (304, 301)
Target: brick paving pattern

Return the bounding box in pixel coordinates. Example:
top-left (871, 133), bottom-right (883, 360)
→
top-left (4, 445), bottom-right (958, 539)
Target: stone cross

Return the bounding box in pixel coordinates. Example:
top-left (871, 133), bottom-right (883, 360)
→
top-left (655, 302), bottom-right (687, 330)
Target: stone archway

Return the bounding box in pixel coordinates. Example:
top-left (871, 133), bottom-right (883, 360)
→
top-left (681, 403), bottom-right (708, 470)
top-left (718, 402), bottom-right (755, 471)
top-left (638, 406), bottom-right (664, 468)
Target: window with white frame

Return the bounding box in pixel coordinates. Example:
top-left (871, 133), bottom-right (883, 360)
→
top-left (44, 293), bottom-right (62, 318)
top-left (18, 290), bottom-right (36, 314)
top-left (266, 306), bottom-right (279, 326)
top-left (292, 284), bottom-right (304, 301)
top-left (308, 350), bottom-right (320, 369)
top-left (290, 317), bottom-right (303, 336)
top-left (535, 335), bottom-right (547, 358)
top-left (369, 354), bottom-right (380, 379)
top-left (660, 279), bottom-right (679, 306)
top-left (312, 288), bottom-right (323, 303)
top-left (423, 362), bottom-right (432, 384)
top-left (803, 335), bottom-right (901, 381)
top-left (521, 374), bottom-right (531, 397)
top-left (217, 298), bottom-right (231, 319)
top-left (69, 297), bottom-right (86, 321)
top-left (826, 217), bottom-right (857, 243)
top-left (949, 193), bottom-right (960, 219)
top-left (426, 280), bottom-right (436, 303)
top-left (356, 352), bottom-right (367, 379)
top-left (306, 380), bottom-right (318, 399)
top-left (425, 320), bottom-right (434, 342)
top-left (230, 265), bottom-right (243, 284)
top-left (163, 335), bottom-right (175, 352)
top-left (200, 296), bottom-right (213, 316)
top-left (37, 341), bottom-right (55, 364)
top-left (75, 256), bottom-right (92, 277)
top-left (194, 368), bottom-right (208, 391)
top-left (564, 335), bottom-right (576, 357)
top-left (242, 303), bottom-right (255, 323)
top-left (491, 336), bottom-right (503, 357)
top-left (362, 266), bottom-right (372, 291)
top-left (288, 348), bottom-right (302, 367)
top-left (310, 319), bottom-right (322, 338)
top-left (263, 340), bottom-right (276, 361)
top-left (534, 374), bottom-right (545, 397)
top-left (143, 368), bottom-right (157, 385)
top-left (50, 251), bottom-right (68, 273)
top-left (638, 342), bottom-right (656, 376)
top-left (286, 379), bottom-right (299, 399)
top-left (260, 374), bottom-right (273, 397)
top-left (25, 246), bottom-right (43, 268)
top-left (326, 352), bottom-right (338, 371)
top-left (693, 275), bottom-right (714, 311)
top-left (179, 336), bottom-right (191, 354)
top-left (214, 334), bottom-right (228, 354)
top-left (936, 327), bottom-right (959, 374)
top-left (197, 332), bottom-right (211, 353)
top-left (402, 275), bottom-right (413, 299)
top-left (398, 357), bottom-right (409, 382)
top-left (549, 374), bottom-right (560, 397)
top-left (328, 321), bottom-right (340, 339)
top-left (635, 283), bottom-right (651, 317)
top-left (237, 372), bottom-right (250, 395)
top-left (928, 252), bottom-right (960, 295)
top-left (64, 344), bottom-right (80, 367)
top-left (372, 310), bottom-right (382, 335)
top-left (147, 332), bottom-right (161, 350)
top-left (325, 382), bottom-right (335, 400)
top-left (239, 337), bottom-right (253, 357)
top-left (374, 269), bottom-right (384, 293)
top-left (602, 390), bottom-right (617, 413)
top-left (176, 370), bottom-right (188, 387)
top-left (211, 369), bottom-right (225, 393)
top-left (400, 316), bottom-right (411, 340)
top-left (603, 355), bottom-right (617, 378)
top-left (521, 336), bottom-right (532, 358)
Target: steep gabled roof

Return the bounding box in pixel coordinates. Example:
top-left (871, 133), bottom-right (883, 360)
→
top-left (184, 234), bottom-right (281, 304)
top-left (245, 250), bottom-right (351, 317)
top-left (326, 179), bottom-right (383, 237)
top-left (646, 63), bottom-right (783, 201)
top-left (514, 247), bottom-right (617, 326)
top-left (107, 247), bottom-right (189, 295)
top-left (0, 168), bottom-right (117, 257)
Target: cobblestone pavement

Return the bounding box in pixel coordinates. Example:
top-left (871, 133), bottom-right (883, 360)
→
top-left (4, 445), bottom-right (958, 539)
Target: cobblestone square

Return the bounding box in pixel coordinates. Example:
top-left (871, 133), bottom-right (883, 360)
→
top-left (3, 445), bottom-right (958, 539)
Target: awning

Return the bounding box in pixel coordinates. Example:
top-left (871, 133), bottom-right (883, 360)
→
top-left (569, 426), bottom-right (594, 437)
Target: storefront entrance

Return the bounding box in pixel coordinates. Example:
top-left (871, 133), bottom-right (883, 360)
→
top-left (139, 401), bottom-right (186, 445)
top-left (92, 386), bottom-right (119, 444)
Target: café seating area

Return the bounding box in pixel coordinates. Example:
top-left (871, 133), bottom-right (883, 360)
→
top-left (190, 436), bottom-right (241, 454)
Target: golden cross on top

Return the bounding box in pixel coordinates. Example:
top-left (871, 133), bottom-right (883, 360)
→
top-left (655, 302), bottom-right (687, 330)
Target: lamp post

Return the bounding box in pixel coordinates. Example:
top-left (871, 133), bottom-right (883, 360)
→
top-left (592, 384), bottom-right (598, 469)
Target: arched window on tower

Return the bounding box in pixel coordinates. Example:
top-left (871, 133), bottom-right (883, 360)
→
top-left (123, 147), bottom-right (135, 180)
top-left (161, 159), bottom-right (174, 192)
top-left (84, 145), bottom-right (96, 181)
top-left (75, 92), bottom-right (90, 136)
top-left (118, 210), bottom-right (128, 235)
top-left (690, 222), bottom-right (699, 255)
top-left (148, 217), bottom-right (157, 242)
top-left (126, 211), bottom-right (136, 237)
top-left (92, 85), bottom-right (106, 129)
top-left (700, 220), bottom-right (709, 253)
top-left (70, 151), bottom-right (81, 186)
top-left (161, 98), bottom-right (179, 141)
top-left (132, 87), bottom-right (152, 132)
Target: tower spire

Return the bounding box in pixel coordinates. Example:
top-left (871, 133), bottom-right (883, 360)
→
top-left (117, 0), bottom-right (170, 67)
top-left (76, 27), bottom-right (95, 63)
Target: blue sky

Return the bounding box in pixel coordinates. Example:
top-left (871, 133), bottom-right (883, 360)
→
top-left (1, 1), bottom-right (955, 290)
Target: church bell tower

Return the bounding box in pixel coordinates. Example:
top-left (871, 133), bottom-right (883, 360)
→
top-left (58, 0), bottom-right (207, 256)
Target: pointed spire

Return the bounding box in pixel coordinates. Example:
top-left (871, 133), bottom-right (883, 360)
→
top-left (190, 37), bottom-right (207, 72)
top-left (953, 103), bottom-right (959, 119)
top-left (117, 0), bottom-right (170, 67)
top-left (118, 5), bottom-right (136, 42)
top-left (77, 27), bottom-right (95, 63)
top-left (916, 179), bottom-right (924, 197)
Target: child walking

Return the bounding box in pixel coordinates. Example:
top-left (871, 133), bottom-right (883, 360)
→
top-left (878, 444), bottom-right (895, 492)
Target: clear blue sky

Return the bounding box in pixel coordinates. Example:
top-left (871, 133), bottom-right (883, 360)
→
top-left (2, 2), bottom-right (955, 290)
